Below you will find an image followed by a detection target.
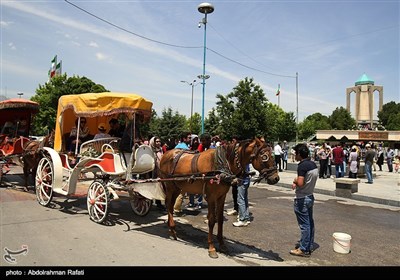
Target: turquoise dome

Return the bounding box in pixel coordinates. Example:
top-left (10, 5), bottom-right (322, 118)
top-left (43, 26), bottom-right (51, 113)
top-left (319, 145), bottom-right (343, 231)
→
top-left (355, 73), bottom-right (374, 86)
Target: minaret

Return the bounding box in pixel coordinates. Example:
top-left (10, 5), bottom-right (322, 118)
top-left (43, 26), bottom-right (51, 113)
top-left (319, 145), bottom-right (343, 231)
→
top-left (346, 74), bottom-right (383, 127)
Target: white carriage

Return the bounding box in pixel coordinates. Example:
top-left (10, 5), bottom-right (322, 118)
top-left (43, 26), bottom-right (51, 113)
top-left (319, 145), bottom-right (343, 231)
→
top-left (35, 92), bottom-right (165, 223)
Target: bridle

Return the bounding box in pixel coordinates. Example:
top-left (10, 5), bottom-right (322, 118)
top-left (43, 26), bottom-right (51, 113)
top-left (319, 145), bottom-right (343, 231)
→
top-left (230, 139), bottom-right (277, 182)
top-left (249, 143), bottom-right (277, 183)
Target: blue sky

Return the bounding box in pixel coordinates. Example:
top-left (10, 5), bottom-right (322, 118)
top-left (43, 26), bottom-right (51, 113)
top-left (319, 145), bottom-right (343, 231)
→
top-left (1, 0), bottom-right (399, 122)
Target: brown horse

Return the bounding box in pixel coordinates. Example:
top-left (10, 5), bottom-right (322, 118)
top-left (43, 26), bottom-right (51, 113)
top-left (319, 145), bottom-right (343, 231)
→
top-left (159, 137), bottom-right (279, 258)
top-left (20, 131), bottom-right (54, 191)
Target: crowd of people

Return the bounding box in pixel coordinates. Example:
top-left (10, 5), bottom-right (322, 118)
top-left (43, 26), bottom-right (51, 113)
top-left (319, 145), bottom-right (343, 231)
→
top-left (301, 141), bottom-right (399, 182)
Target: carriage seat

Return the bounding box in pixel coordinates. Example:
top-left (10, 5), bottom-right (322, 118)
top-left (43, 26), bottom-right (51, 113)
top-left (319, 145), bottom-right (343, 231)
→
top-left (60, 153), bottom-right (75, 170)
top-left (79, 137), bottom-right (120, 157)
top-left (125, 145), bottom-right (155, 175)
top-left (84, 152), bottom-right (126, 175)
top-left (0, 136), bottom-right (30, 156)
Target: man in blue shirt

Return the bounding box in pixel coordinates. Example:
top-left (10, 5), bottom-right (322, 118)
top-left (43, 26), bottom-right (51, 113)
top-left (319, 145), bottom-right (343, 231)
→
top-left (290, 143), bottom-right (318, 257)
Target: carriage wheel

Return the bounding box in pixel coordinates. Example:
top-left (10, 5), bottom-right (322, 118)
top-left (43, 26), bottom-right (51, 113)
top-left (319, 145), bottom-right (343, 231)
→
top-left (128, 190), bottom-right (152, 216)
top-left (35, 156), bottom-right (54, 206)
top-left (87, 180), bottom-right (110, 224)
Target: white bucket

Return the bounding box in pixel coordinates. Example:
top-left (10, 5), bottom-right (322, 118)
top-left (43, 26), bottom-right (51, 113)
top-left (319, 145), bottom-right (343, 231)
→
top-left (332, 232), bottom-right (352, 254)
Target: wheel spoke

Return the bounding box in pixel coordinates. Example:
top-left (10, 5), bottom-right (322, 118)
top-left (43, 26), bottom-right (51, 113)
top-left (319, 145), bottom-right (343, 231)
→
top-left (87, 181), bottom-right (109, 223)
top-left (35, 157), bottom-right (53, 206)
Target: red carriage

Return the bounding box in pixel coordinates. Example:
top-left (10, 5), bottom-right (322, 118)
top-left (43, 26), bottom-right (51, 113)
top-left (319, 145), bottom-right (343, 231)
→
top-left (0, 98), bottom-right (39, 183)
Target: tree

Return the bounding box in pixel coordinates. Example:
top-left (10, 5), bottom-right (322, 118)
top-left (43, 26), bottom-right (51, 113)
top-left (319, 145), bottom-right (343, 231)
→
top-left (275, 111), bottom-right (297, 142)
top-left (298, 113), bottom-right (331, 141)
top-left (386, 112), bottom-right (400, 130)
top-left (329, 106), bottom-right (356, 130)
top-left (378, 101), bottom-right (400, 128)
top-left (214, 77), bottom-right (269, 140)
top-left (156, 107), bottom-right (186, 143)
top-left (187, 112), bottom-right (201, 136)
top-left (204, 108), bottom-right (222, 138)
top-left (31, 74), bottom-right (107, 135)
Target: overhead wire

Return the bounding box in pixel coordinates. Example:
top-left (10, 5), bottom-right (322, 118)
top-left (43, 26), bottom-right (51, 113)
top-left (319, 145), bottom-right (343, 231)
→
top-left (64, 0), bottom-right (200, 49)
top-left (64, 0), bottom-right (397, 81)
top-left (64, 0), bottom-right (294, 78)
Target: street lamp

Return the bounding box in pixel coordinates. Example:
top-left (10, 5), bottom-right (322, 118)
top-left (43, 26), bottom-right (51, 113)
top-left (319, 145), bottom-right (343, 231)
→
top-left (17, 92), bottom-right (23, 98)
top-left (198, 2), bottom-right (214, 134)
top-left (181, 79), bottom-right (198, 132)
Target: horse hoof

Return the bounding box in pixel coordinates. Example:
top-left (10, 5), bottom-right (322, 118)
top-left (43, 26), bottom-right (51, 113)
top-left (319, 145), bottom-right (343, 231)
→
top-left (168, 231), bottom-right (177, 240)
top-left (208, 250), bottom-right (219, 259)
top-left (23, 187), bottom-right (29, 192)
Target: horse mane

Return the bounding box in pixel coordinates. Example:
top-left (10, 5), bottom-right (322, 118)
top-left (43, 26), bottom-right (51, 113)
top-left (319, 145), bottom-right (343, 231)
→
top-left (23, 130), bottom-right (54, 152)
top-left (224, 139), bottom-right (252, 163)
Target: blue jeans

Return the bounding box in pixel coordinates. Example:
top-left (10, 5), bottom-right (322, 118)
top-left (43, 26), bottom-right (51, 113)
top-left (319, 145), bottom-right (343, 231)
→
top-left (237, 177), bottom-right (250, 221)
top-left (365, 162), bottom-right (373, 183)
top-left (294, 195), bottom-right (315, 253)
top-left (189, 194), bottom-right (203, 207)
top-left (335, 163), bottom-right (344, 178)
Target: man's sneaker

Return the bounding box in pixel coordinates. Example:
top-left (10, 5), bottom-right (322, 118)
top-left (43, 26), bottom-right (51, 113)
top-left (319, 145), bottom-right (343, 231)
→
top-left (185, 204), bottom-right (195, 211)
top-left (290, 248), bottom-right (311, 258)
top-left (233, 220), bottom-right (250, 227)
top-left (227, 209), bottom-right (238, 216)
top-left (194, 205), bottom-right (202, 211)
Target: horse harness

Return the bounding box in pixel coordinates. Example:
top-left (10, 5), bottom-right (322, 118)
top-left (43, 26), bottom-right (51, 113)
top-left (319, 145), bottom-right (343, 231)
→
top-left (167, 148), bottom-right (234, 185)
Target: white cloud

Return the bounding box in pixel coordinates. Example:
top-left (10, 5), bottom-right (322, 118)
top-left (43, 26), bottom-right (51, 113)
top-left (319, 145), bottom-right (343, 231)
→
top-left (95, 52), bottom-right (109, 61)
top-left (8, 42), bottom-right (16, 50)
top-left (1, 20), bottom-right (12, 27)
top-left (89, 41), bottom-right (99, 48)
top-left (72, 41), bottom-right (81, 47)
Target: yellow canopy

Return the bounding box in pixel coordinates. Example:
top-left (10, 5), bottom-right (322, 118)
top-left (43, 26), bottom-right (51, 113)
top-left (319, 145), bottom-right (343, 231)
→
top-left (54, 92), bottom-right (153, 152)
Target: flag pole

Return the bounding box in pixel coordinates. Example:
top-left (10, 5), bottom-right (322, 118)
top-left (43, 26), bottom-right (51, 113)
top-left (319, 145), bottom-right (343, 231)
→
top-left (278, 89), bottom-right (280, 107)
top-left (277, 83), bottom-right (280, 107)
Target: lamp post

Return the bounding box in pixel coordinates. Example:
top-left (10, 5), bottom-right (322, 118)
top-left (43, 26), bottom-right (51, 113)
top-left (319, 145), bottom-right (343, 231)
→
top-left (181, 79), bottom-right (198, 132)
top-left (17, 92), bottom-right (23, 98)
top-left (198, 2), bottom-right (214, 134)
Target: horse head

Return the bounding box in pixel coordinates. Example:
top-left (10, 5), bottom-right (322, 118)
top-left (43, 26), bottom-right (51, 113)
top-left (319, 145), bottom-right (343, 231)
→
top-left (247, 137), bottom-right (280, 185)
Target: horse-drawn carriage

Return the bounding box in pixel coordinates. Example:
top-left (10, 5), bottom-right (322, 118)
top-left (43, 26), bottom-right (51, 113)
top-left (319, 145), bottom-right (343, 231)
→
top-left (0, 98), bottom-right (39, 183)
top-left (34, 92), bottom-right (165, 223)
top-left (34, 91), bottom-right (280, 258)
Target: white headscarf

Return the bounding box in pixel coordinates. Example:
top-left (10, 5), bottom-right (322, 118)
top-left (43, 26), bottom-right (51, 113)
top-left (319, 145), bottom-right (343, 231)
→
top-left (190, 134), bottom-right (199, 147)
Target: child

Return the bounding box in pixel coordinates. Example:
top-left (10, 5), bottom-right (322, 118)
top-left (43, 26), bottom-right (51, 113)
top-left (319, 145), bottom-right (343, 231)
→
top-left (394, 155), bottom-right (400, 173)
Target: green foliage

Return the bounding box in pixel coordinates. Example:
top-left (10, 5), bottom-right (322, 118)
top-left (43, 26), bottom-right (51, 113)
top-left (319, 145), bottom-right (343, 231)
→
top-left (154, 107), bottom-right (187, 143)
top-left (378, 101), bottom-right (400, 128)
top-left (214, 77), bottom-right (269, 140)
top-left (31, 74), bottom-right (107, 135)
top-left (386, 112), bottom-right (400, 130)
top-left (329, 106), bottom-right (356, 130)
top-left (298, 113), bottom-right (331, 141)
top-left (187, 112), bottom-right (201, 135)
top-left (276, 111), bottom-right (297, 141)
top-left (204, 108), bottom-right (222, 137)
